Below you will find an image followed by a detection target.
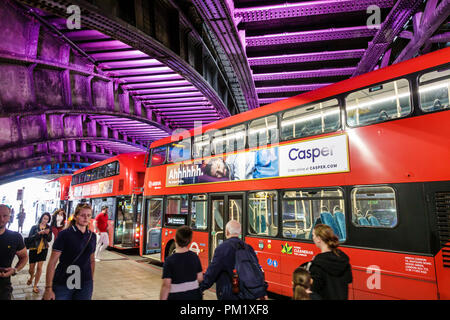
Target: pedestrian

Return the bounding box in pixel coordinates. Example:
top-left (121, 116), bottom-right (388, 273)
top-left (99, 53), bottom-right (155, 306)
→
top-left (26, 212), bottom-right (53, 294)
top-left (292, 266), bottom-right (321, 300)
top-left (42, 203), bottom-right (96, 300)
top-left (94, 205), bottom-right (109, 262)
top-left (199, 220), bottom-right (267, 300)
top-left (160, 225), bottom-right (203, 300)
top-left (8, 207), bottom-right (14, 228)
top-left (50, 209), bottom-right (66, 239)
top-left (0, 204), bottom-right (28, 300)
top-left (17, 208), bottom-right (26, 233)
top-left (308, 223), bottom-right (352, 300)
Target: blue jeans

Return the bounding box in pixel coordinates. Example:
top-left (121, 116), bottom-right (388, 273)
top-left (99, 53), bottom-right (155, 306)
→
top-left (53, 280), bottom-right (93, 300)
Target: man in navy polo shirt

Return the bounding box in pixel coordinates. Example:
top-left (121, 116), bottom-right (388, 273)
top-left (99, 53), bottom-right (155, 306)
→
top-left (43, 203), bottom-right (96, 300)
top-left (0, 204), bottom-right (28, 300)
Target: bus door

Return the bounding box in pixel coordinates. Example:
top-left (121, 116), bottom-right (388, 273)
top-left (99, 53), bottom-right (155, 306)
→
top-left (143, 197), bottom-right (163, 256)
top-left (209, 194), bottom-right (244, 261)
top-left (115, 197), bottom-right (136, 247)
top-left (425, 183), bottom-right (450, 299)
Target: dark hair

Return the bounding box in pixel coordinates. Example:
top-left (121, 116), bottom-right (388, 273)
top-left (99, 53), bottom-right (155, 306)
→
top-left (51, 209), bottom-right (66, 227)
top-left (292, 267), bottom-right (312, 300)
top-left (101, 205), bottom-right (108, 211)
top-left (175, 225), bottom-right (193, 248)
top-left (38, 212), bottom-right (51, 225)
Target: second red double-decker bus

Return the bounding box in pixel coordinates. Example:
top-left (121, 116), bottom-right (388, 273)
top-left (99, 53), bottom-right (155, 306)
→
top-left (69, 152), bottom-right (146, 249)
top-left (140, 47), bottom-right (450, 300)
top-left (42, 175), bottom-right (72, 215)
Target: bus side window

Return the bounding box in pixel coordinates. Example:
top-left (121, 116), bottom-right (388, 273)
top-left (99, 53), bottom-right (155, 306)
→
top-left (248, 115), bottom-right (278, 149)
top-left (351, 186), bottom-right (398, 228)
top-left (190, 194), bottom-right (207, 231)
top-left (419, 68), bottom-right (450, 112)
top-left (168, 138), bottom-right (191, 163)
top-left (248, 191), bottom-right (278, 237)
top-left (150, 145), bottom-right (167, 166)
top-left (211, 129), bottom-right (226, 156)
top-left (193, 134), bottom-right (211, 159)
top-left (281, 99), bottom-right (340, 141)
top-left (345, 79), bottom-right (411, 127)
top-left (282, 189), bottom-right (346, 241)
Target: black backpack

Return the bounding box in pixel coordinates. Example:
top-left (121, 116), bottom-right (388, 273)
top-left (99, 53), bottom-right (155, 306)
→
top-left (233, 240), bottom-right (268, 300)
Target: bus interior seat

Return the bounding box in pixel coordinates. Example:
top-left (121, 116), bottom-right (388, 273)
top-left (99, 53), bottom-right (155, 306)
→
top-left (377, 109), bottom-right (390, 121)
top-left (256, 215), bottom-right (267, 233)
top-left (320, 212), bottom-right (342, 240)
top-left (308, 217), bottom-right (322, 240)
top-left (368, 215), bottom-right (381, 226)
top-left (358, 217), bottom-right (370, 226)
top-left (333, 211), bottom-right (346, 241)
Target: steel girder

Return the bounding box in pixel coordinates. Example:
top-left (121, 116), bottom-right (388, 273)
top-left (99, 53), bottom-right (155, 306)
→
top-left (0, 161), bottom-right (90, 185)
top-left (16, 0), bottom-right (241, 123)
top-left (0, 0), bottom-right (175, 183)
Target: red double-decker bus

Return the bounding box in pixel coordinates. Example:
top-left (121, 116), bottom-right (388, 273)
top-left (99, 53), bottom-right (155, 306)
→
top-left (69, 152), bottom-right (146, 249)
top-left (42, 175), bottom-right (72, 215)
top-left (140, 47), bottom-right (450, 299)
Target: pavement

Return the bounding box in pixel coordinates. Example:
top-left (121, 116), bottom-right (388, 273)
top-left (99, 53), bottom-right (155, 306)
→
top-left (10, 248), bottom-right (217, 300)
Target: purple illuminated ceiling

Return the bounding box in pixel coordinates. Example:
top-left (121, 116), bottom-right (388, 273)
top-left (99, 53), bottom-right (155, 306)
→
top-left (30, 9), bottom-right (224, 132)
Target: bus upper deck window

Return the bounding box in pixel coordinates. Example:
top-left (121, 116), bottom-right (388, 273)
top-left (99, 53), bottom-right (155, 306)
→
top-left (151, 146), bottom-right (167, 166)
top-left (419, 68), bottom-right (450, 112)
top-left (248, 115), bottom-right (278, 149)
top-left (211, 125), bottom-right (246, 155)
top-left (105, 162), bottom-right (118, 177)
top-left (281, 99), bottom-right (340, 141)
top-left (345, 79), bottom-right (411, 127)
top-left (168, 138), bottom-right (191, 163)
top-left (225, 125), bottom-right (246, 153)
top-left (193, 134), bottom-right (210, 159)
top-left (211, 129), bottom-right (226, 155)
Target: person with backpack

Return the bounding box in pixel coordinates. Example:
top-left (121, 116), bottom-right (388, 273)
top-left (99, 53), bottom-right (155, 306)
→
top-left (306, 223), bottom-right (352, 300)
top-left (199, 220), bottom-right (268, 300)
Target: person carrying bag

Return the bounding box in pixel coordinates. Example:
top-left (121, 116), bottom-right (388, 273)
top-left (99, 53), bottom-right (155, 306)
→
top-left (43, 204), bottom-right (97, 300)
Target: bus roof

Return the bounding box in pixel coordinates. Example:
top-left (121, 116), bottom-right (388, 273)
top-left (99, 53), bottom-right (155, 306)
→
top-left (150, 47), bottom-right (450, 148)
top-left (72, 152), bottom-right (146, 175)
top-left (46, 175), bottom-right (72, 184)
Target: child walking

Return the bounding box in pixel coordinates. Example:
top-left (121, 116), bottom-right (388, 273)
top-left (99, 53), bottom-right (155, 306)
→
top-left (292, 266), bottom-right (321, 300)
top-left (160, 225), bottom-right (203, 300)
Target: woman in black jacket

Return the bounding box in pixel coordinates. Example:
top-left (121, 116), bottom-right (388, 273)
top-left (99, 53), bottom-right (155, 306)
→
top-left (26, 212), bottom-right (52, 294)
top-left (309, 224), bottom-right (352, 300)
